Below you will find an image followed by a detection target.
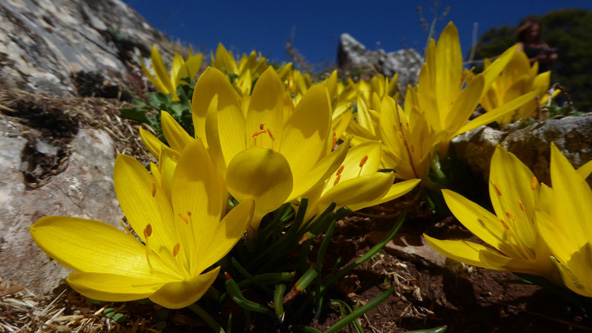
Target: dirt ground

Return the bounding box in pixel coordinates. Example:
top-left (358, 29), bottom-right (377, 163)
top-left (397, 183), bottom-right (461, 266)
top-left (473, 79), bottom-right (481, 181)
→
top-left (2, 205), bottom-right (590, 332)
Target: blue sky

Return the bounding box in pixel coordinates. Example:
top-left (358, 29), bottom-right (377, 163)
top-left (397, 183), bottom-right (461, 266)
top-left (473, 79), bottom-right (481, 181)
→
top-left (123, 0), bottom-right (592, 67)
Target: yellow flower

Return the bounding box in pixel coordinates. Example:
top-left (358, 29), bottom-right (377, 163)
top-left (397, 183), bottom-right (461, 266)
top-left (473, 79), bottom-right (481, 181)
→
top-left (192, 67), bottom-right (348, 230)
top-left (481, 51), bottom-right (557, 124)
top-left (379, 92), bottom-right (442, 181)
top-left (416, 22), bottom-right (538, 155)
top-left (424, 145), bottom-right (557, 280)
top-left (140, 46), bottom-right (203, 101)
top-left (536, 143), bottom-right (592, 296)
top-left (305, 141), bottom-right (420, 220)
top-left (30, 140), bottom-right (253, 309)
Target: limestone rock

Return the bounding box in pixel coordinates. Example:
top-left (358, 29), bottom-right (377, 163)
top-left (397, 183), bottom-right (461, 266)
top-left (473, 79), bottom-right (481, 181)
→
top-left (0, 120), bottom-right (122, 295)
top-left (337, 33), bottom-right (423, 90)
top-left (452, 114), bottom-right (592, 186)
top-left (0, 0), bottom-right (173, 96)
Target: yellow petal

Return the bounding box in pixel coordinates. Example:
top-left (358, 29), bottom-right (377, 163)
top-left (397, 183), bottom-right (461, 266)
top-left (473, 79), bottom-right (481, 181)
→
top-left (114, 155), bottom-right (176, 258)
top-left (478, 249), bottom-right (546, 275)
top-left (67, 272), bottom-right (164, 303)
top-left (172, 140), bottom-right (226, 274)
top-left (279, 84), bottom-right (331, 182)
top-left (288, 137), bottom-right (349, 202)
top-left (557, 243), bottom-right (592, 297)
top-left (435, 22), bottom-right (462, 117)
top-left (454, 90), bottom-right (539, 137)
top-left (423, 235), bottom-right (499, 270)
top-left (150, 267), bottom-right (220, 309)
top-left (481, 45), bottom-right (519, 94)
top-left (226, 147), bottom-right (293, 229)
top-left (215, 93), bottom-right (247, 166)
top-left (488, 145), bottom-right (537, 247)
top-left (442, 189), bottom-right (506, 252)
top-left (151, 46), bottom-right (174, 94)
top-left (161, 111), bottom-right (193, 152)
top-left (191, 68), bottom-right (241, 147)
top-left (29, 217), bottom-right (178, 279)
top-left (247, 67), bottom-right (285, 150)
top-left (348, 178), bottom-right (420, 211)
top-left (139, 127), bottom-right (166, 160)
top-left (318, 172), bottom-right (395, 209)
top-left (577, 159), bottom-right (592, 179)
top-left (197, 199), bottom-right (254, 273)
top-left (550, 143), bottom-right (592, 249)
top-left (445, 75), bottom-right (484, 134)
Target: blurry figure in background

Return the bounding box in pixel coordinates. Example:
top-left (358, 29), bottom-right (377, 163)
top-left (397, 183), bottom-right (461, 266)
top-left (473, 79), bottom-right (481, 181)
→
top-left (515, 19), bottom-right (558, 73)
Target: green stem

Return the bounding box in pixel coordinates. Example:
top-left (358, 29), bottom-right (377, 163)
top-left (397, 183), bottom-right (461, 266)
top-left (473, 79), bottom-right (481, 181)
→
top-left (187, 303), bottom-right (225, 333)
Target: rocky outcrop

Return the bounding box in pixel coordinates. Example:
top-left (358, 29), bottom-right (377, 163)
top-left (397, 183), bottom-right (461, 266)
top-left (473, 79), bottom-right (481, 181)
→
top-left (0, 0), bottom-right (174, 97)
top-left (452, 114), bottom-right (592, 186)
top-left (0, 88), bottom-right (152, 295)
top-left (337, 33), bottom-right (423, 90)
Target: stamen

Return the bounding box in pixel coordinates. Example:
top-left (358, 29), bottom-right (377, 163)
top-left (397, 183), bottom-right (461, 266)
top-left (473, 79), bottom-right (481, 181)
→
top-left (252, 130), bottom-right (267, 138)
top-left (187, 211), bottom-right (192, 217)
top-left (173, 243), bottom-right (181, 257)
top-left (334, 174), bottom-right (341, 186)
top-left (178, 213), bottom-right (190, 224)
top-left (518, 200), bottom-right (525, 211)
top-left (500, 219), bottom-right (510, 230)
top-left (152, 183), bottom-right (156, 197)
top-left (336, 165), bottom-right (345, 176)
top-left (493, 184), bottom-right (502, 196)
top-left (359, 155), bottom-right (369, 168)
top-left (144, 224), bottom-right (153, 238)
top-left (143, 224), bottom-right (154, 272)
top-left (506, 211), bottom-right (516, 220)
top-left (267, 128), bottom-right (275, 140)
top-left (119, 221), bottom-right (135, 238)
top-left (410, 144), bottom-right (415, 154)
top-left (259, 123), bottom-right (265, 130)
top-left (332, 132), bottom-right (337, 150)
top-left (531, 176), bottom-right (538, 191)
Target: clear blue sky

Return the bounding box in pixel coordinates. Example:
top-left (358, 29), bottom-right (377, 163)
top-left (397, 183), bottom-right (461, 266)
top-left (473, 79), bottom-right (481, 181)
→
top-left (123, 0), bottom-right (591, 67)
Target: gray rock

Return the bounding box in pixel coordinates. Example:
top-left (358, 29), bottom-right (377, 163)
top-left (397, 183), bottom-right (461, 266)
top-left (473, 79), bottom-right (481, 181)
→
top-left (337, 33), bottom-right (423, 90)
top-left (0, 119), bottom-right (122, 294)
top-left (368, 231), bottom-right (446, 267)
top-left (452, 114), bottom-right (592, 187)
top-left (0, 0), bottom-right (173, 96)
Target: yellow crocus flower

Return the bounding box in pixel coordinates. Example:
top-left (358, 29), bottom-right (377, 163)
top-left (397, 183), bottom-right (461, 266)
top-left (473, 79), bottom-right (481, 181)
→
top-left (416, 22), bottom-right (538, 155)
top-left (140, 45), bottom-right (203, 101)
top-left (537, 143), bottom-right (592, 297)
top-left (379, 91), bottom-right (443, 181)
top-left (30, 140), bottom-right (253, 309)
top-left (192, 67), bottom-right (348, 230)
top-left (481, 51), bottom-right (555, 124)
top-left (424, 145), bottom-right (558, 280)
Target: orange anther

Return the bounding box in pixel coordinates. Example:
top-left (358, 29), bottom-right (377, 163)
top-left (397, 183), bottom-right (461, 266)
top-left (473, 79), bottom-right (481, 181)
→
top-left (506, 211), bottom-right (516, 220)
top-left (334, 174), bottom-right (341, 186)
top-left (152, 183), bottom-right (156, 197)
top-left (336, 165), bottom-right (345, 176)
top-left (173, 243), bottom-right (181, 257)
top-left (178, 213), bottom-right (189, 224)
top-left (493, 184), bottom-right (502, 196)
top-left (144, 224), bottom-right (152, 238)
top-left (267, 128), bottom-right (275, 140)
top-left (259, 123), bottom-right (265, 130)
top-left (410, 144), bottom-right (415, 154)
top-left (187, 211), bottom-right (192, 217)
top-left (359, 155), bottom-right (369, 168)
top-left (500, 219), bottom-right (510, 230)
top-left (518, 200), bottom-right (525, 212)
top-left (332, 132), bottom-right (337, 150)
top-left (531, 176), bottom-right (538, 191)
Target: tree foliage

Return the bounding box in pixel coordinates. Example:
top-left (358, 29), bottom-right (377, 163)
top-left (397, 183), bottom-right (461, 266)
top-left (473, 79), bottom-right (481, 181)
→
top-left (470, 8), bottom-right (592, 111)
